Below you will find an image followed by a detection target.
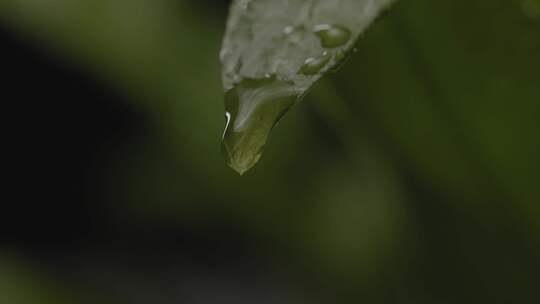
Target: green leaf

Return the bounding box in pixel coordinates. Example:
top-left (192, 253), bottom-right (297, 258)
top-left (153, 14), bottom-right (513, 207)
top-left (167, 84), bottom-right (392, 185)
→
top-left (220, 0), bottom-right (396, 174)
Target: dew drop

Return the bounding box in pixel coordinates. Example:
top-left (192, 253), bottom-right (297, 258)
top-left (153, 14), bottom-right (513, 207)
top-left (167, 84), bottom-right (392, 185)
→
top-left (314, 24), bottom-right (352, 48)
top-left (284, 26), bottom-right (295, 35)
top-left (329, 49), bottom-right (351, 73)
top-left (284, 25), bottom-right (306, 44)
top-left (300, 52), bottom-right (331, 75)
top-left (238, 0), bottom-right (250, 10)
top-left (221, 76), bottom-right (298, 175)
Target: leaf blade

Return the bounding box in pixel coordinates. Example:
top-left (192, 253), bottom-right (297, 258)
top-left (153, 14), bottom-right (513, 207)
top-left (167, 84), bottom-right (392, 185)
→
top-left (220, 0), bottom-right (396, 174)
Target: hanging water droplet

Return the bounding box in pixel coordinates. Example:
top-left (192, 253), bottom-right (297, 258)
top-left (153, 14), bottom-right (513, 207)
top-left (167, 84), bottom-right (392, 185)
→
top-left (300, 51), bottom-right (331, 75)
top-left (314, 24), bottom-right (352, 48)
top-left (221, 76), bottom-right (298, 175)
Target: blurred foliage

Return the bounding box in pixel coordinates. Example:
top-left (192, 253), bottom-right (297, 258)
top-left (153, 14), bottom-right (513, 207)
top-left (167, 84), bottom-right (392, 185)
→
top-left (1, 0), bottom-right (540, 303)
top-left (0, 254), bottom-right (72, 304)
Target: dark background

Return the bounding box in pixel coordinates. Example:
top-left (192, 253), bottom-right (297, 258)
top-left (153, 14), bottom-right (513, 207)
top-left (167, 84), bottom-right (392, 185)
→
top-left (1, 0), bottom-right (540, 303)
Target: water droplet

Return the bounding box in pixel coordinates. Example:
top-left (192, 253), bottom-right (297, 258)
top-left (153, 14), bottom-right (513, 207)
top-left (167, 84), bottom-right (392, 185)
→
top-left (284, 26), bottom-right (295, 35)
top-left (221, 76), bottom-right (298, 175)
top-left (238, 0), bottom-right (250, 10)
top-left (284, 25), bottom-right (306, 44)
top-left (314, 24), bottom-right (352, 48)
top-left (335, 49), bottom-right (346, 62)
top-left (300, 52), bottom-right (331, 75)
top-left (329, 49), bottom-right (351, 73)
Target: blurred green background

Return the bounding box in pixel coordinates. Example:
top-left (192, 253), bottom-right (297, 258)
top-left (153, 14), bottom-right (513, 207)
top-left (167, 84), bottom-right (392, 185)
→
top-left (1, 0), bottom-right (539, 303)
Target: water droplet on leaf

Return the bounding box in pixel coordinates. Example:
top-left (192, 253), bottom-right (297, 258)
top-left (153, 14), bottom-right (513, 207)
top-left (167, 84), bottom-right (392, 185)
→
top-left (329, 49), bottom-right (351, 73)
top-left (335, 49), bottom-right (346, 61)
top-left (284, 25), bottom-right (295, 35)
top-left (221, 76), bottom-right (298, 174)
top-left (300, 52), bottom-right (331, 75)
top-left (284, 25), bottom-right (306, 44)
top-left (314, 24), bottom-right (352, 48)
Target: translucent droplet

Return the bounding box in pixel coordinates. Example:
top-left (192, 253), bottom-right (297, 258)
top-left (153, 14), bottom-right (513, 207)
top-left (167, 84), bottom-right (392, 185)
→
top-left (314, 24), bottom-right (352, 48)
top-left (335, 49), bottom-right (346, 62)
top-left (329, 49), bottom-right (351, 73)
top-left (300, 52), bottom-right (331, 75)
top-left (284, 25), bottom-right (306, 44)
top-left (238, 0), bottom-right (250, 10)
top-left (284, 26), bottom-right (295, 35)
top-left (221, 76), bottom-right (298, 175)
